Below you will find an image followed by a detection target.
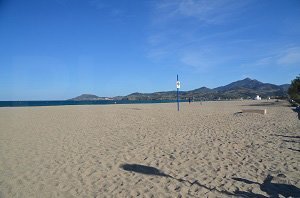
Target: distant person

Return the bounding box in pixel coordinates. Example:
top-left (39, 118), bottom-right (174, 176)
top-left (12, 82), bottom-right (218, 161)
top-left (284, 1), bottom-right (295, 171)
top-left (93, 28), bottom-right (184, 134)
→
top-left (296, 106), bottom-right (300, 120)
top-left (188, 98), bottom-right (191, 104)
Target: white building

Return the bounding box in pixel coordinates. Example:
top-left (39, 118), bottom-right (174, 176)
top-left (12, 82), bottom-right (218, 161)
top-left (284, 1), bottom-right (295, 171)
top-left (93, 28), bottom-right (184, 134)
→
top-left (255, 95), bottom-right (261, 100)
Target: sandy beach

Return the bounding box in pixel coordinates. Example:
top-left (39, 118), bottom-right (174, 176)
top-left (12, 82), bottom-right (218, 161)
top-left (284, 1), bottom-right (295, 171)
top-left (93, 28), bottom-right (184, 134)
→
top-left (0, 100), bottom-right (299, 197)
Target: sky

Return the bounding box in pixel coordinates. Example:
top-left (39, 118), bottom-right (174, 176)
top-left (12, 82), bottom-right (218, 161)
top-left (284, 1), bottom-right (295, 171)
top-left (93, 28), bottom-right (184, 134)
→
top-left (0, 0), bottom-right (299, 100)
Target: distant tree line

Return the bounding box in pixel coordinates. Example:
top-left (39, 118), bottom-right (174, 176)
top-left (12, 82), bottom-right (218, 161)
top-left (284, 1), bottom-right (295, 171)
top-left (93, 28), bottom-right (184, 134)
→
top-left (288, 75), bottom-right (300, 104)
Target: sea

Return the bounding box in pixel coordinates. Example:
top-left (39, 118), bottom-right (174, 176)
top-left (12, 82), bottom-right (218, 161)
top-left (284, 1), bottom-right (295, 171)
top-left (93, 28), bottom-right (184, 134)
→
top-left (0, 100), bottom-right (184, 107)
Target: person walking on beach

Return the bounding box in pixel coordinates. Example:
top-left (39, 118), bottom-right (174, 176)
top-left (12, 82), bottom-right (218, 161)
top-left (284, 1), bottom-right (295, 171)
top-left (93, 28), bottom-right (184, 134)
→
top-left (296, 106), bottom-right (300, 120)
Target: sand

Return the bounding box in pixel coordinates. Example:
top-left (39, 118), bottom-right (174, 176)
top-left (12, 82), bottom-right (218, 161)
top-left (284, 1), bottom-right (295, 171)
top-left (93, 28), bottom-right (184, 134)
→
top-left (0, 100), bottom-right (299, 197)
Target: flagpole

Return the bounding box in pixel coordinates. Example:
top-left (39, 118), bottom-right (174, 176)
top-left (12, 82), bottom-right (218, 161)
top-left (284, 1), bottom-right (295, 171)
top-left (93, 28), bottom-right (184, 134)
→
top-left (177, 74), bottom-right (179, 111)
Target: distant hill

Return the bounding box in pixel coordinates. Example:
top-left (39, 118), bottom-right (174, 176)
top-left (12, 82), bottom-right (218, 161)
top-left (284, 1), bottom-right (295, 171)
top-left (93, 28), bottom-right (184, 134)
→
top-left (70, 78), bottom-right (290, 101)
top-left (120, 78), bottom-right (289, 101)
top-left (69, 94), bottom-right (112, 101)
top-left (214, 78), bottom-right (272, 92)
top-left (279, 84), bottom-right (290, 92)
top-left (190, 87), bottom-right (213, 93)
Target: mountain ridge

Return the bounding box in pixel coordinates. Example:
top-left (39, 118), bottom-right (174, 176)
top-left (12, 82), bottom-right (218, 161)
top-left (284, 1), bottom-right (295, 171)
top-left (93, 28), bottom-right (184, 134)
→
top-left (70, 94), bottom-right (113, 101)
top-left (69, 78), bottom-right (290, 101)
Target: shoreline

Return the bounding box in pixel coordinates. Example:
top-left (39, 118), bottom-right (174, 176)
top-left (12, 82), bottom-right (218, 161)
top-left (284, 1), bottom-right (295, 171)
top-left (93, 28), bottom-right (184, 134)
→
top-left (0, 99), bottom-right (281, 108)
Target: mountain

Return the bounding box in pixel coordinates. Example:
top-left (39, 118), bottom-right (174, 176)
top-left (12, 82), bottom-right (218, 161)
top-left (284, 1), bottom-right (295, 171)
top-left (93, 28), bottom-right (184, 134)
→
top-left (124, 91), bottom-right (178, 100)
top-left (70, 94), bottom-right (112, 101)
top-left (70, 78), bottom-right (290, 101)
top-left (279, 84), bottom-right (290, 92)
top-left (190, 87), bottom-right (212, 93)
top-left (202, 78), bottom-right (288, 100)
top-left (121, 78), bottom-right (289, 101)
top-left (215, 78), bottom-right (267, 92)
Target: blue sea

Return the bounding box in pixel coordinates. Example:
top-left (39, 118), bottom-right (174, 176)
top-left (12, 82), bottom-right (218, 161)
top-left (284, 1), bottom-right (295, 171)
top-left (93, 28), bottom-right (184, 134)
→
top-left (0, 100), bottom-right (183, 107)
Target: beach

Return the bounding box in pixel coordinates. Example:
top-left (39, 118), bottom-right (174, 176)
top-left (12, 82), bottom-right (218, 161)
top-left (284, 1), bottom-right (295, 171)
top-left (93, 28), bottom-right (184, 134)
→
top-left (0, 100), bottom-right (299, 197)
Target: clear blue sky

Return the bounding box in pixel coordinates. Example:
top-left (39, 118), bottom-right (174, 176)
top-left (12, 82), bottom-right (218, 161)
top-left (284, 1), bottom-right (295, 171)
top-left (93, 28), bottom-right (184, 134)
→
top-left (0, 0), bottom-right (299, 100)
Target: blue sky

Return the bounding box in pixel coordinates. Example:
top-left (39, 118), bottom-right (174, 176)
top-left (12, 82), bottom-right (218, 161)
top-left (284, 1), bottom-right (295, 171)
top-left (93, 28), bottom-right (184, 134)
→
top-left (0, 0), bottom-right (299, 100)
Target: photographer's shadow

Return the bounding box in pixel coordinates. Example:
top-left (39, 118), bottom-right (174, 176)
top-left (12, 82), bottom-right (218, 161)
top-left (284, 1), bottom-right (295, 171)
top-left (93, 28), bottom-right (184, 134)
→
top-left (233, 175), bottom-right (300, 197)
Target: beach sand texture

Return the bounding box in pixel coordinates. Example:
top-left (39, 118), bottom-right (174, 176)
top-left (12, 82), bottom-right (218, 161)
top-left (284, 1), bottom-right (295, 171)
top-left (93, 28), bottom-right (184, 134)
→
top-left (0, 100), bottom-right (299, 197)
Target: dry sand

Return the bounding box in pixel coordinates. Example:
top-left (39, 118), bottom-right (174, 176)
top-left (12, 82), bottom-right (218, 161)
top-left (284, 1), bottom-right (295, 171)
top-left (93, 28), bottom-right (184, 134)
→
top-left (0, 100), bottom-right (299, 197)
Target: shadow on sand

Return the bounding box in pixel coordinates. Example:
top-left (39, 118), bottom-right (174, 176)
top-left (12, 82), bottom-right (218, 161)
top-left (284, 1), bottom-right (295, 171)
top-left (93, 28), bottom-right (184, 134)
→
top-left (271, 134), bottom-right (300, 139)
top-left (271, 134), bottom-right (300, 152)
top-left (120, 163), bottom-right (233, 196)
top-left (288, 148), bottom-right (300, 152)
top-left (242, 102), bottom-right (276, 107)
top-left (283, 140), bottom-right (300, 143)
top-left (241, 101), bottom-right (288, 107)
top-left (233, 175), bottom-right (300, 197)
top-left (120, 164), bottom-right (300, 197)
top-left (292, 107), bottom-right (300, 120)
top-left (121, 164), bottom-right (169, 177)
